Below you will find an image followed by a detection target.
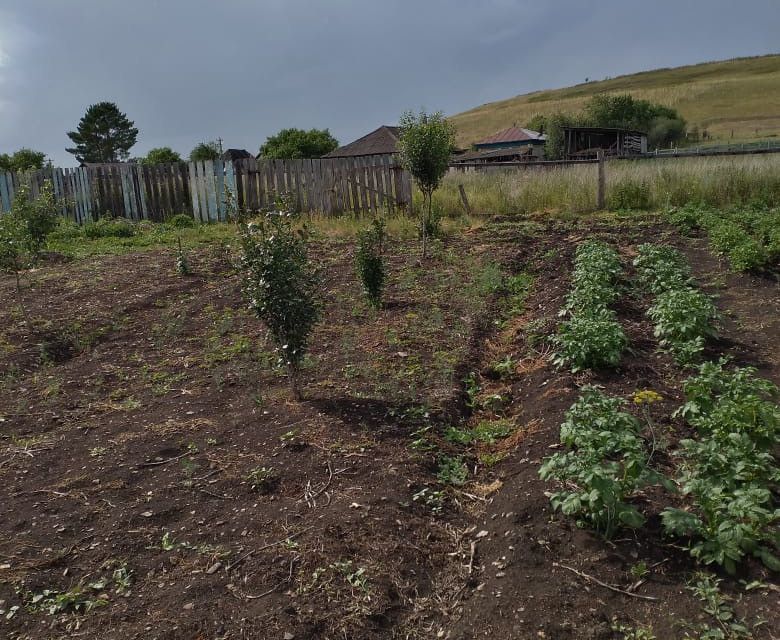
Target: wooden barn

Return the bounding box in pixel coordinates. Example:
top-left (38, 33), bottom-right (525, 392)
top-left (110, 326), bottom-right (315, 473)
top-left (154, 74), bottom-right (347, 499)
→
top-left (563, 127), bottom-right (647, 159)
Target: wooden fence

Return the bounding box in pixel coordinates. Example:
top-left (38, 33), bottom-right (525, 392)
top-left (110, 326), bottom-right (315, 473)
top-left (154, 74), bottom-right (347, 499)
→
top-left (0, 154), bottom-right (412, 223)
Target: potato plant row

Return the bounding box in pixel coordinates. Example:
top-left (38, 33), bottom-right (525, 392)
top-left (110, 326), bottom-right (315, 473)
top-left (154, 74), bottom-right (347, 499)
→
top-left (543, 242), bottom-right (780, 573)
top-left (667, 202), bottom-right (780, 272)
top-left (634, 243), bottom-right (718, 366)
top-left (552, 240), bottom-right (627, 372)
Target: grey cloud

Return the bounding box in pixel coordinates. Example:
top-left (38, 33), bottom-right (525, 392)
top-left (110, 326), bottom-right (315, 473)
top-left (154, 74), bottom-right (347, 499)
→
top-left (0, 0), bottom-right (777, 165)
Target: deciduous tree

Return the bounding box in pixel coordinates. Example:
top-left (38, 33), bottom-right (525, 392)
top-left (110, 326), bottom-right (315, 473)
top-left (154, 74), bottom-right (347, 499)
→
top-left (259, 128), bottom-right (338, 159)
top-left (189, 141), bottom-right (220, 162)
top-left (142, 147), bottom-right (182, 165)
top-left (398, 110), bottom-right (455, 258)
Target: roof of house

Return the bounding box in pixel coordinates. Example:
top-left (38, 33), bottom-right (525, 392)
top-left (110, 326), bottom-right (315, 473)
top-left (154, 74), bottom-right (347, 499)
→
top-left (222, 148), bottom-right (252, 161)
top-left (324, 126), bottom-right (401, 158)
top-left (474, 126), bottom-right (545, 146)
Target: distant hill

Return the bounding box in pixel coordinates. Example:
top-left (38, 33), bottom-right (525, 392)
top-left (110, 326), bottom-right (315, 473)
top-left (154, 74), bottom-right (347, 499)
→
top-left (450, 55), bottom-right (780, 146)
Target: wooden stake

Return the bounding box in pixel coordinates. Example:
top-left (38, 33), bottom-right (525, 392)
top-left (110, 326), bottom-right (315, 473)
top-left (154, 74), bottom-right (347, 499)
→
top-left (597, 150), bottom-right (606, 210)
top-left (458, 184), bottom-right (472, 215)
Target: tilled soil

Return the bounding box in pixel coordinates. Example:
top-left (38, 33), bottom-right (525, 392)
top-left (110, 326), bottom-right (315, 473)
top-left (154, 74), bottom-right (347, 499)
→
top-left (0, 219), bottom-right (778, 640)
top-left (449, 223), bottom-right (780, 639)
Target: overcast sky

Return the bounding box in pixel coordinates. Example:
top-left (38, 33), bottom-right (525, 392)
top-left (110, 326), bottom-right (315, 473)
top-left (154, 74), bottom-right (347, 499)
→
top-left (1, 0), bottom-right (778, 165)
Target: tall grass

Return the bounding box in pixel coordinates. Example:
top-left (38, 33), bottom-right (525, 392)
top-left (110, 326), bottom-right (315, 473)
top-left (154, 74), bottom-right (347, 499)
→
top-left (432, 154), bottom-right (780, 216)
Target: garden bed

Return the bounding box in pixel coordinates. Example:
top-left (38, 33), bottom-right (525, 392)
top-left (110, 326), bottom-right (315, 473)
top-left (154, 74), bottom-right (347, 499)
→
top-left (0, 216), bottom-right (777, 639)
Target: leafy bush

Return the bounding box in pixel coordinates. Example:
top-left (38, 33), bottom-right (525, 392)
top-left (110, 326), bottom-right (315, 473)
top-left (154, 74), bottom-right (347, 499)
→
top-left (142, 147), bottom-right (183, 165)
top-left (608, 178), bottom-right (651, 210)
top-left (0, 208), bottom-right (28, 287)
top-left (355, 218), bottom-right (386, 309)
top-left (540, 388), bottom-right (662, 537)
top-left (240, 210), bottom-right (320, 399)
top-left (84, 217), bottom-right (136, 238)
top-left (647, 287), bottom-right (717, 365)
top-left (8, 181), bottom-right (59, 254)
top-left (662, 360), bottom-right (780, 572)
top-left (168, 213), bottom-right (196, 228)
top-left (553, 310), bottom-right (627, 372)
top-left (0, 181), bottom-right (59, 293)
top-left (259, 128), bottom-right (339, 160)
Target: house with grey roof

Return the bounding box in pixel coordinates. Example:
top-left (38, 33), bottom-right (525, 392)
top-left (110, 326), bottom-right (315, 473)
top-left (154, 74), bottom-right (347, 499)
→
top-left (323, 126), bottom-right (401, 159)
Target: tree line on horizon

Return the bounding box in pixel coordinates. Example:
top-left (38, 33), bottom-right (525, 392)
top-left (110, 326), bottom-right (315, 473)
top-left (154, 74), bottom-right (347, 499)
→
top-left (3, 92), bottom-right (687, 171)
top-left (1, 101), bottom-right (341, 171)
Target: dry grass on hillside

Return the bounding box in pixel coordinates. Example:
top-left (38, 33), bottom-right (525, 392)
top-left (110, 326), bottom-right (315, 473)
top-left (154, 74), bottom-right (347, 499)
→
top-left (450, 55), bottom-right (780, 146)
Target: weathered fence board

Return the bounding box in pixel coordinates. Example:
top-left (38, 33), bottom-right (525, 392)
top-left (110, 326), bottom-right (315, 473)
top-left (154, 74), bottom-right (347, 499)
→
top-left (0, 154), bottom-right (412, 222)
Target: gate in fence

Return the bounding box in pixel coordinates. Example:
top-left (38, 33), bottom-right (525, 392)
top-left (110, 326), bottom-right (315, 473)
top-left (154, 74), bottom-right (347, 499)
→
top-left (0, 154), bottom-right (412, 223)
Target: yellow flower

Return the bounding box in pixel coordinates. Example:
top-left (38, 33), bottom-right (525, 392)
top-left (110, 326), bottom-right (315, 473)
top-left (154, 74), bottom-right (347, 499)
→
top-left (632, 389), bottom-right (662, 405)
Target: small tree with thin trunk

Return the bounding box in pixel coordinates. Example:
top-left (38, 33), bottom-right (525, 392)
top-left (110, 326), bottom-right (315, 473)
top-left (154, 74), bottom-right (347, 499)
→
top-left (397, 110), bottom-right (455, 258)
top-left (238, 205), bottom-right (320, 400)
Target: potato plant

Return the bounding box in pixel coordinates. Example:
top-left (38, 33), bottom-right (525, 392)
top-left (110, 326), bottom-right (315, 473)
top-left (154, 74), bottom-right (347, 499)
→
top-left (665, 202), bottom-right (780, 272)
top-left (636, 244), bottom-right (718, 365)
top-left (540, 388), bottom-right (662, 537)
top-left (552, 310), bottom-right (627, 372)
top-left (554, 240), bottom-right (627, 371)
top-left (633, 243), bottom-right (691, 294)
top-left (647, 287), bottom-right (718, 365)
top-left (662, 360), bottom-right (780, 572)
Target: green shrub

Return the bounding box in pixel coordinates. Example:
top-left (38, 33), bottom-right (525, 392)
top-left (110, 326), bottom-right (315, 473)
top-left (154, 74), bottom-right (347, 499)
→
top-left (0, 209), bottom-right (28, 287)
top-left (540, 388), bottom-right (662, 537)
top-left (240, 211), bottom-right (320, 400)
top-left (168, 213), bottom-right (196, 228)
top-left (84, 217), bottom-right (136, 238)
top-left (436, 455), bottom-right (468, 486)
top-left (356, 218), bottom-right (386, 308)
top-left (608, 178), bottom-right (651, 210)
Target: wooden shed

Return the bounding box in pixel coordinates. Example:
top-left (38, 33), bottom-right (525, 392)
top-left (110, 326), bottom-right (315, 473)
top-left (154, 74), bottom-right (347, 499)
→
top-left (563, 127), bottom-right (647, 159)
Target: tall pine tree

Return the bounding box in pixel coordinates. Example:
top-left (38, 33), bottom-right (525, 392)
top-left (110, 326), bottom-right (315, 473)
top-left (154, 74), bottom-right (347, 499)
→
top-left (66, 102), bottom-right (138, 163)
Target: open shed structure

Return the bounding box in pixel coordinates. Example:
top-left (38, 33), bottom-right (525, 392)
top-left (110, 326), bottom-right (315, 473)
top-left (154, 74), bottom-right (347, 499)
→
top-left (563, 127), bottom-right (647, 159)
